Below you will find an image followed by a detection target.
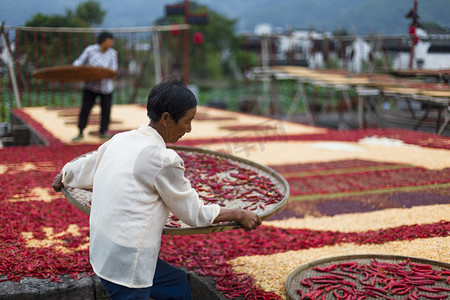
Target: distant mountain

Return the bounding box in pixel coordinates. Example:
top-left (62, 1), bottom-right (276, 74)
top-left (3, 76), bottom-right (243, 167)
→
top-left (332, 0), bottom-right (450, 34)
top-left (1, 0), bottom-right (449, 34)
top-left (204, 0), bottom-right (450, 34)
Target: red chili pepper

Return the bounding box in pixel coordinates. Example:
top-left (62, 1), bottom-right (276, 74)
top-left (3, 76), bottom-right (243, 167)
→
top-left (296, 289), bottom-right (306, 300)
top-left (338, 286), bottom-right (356, 296)
top-left (301, 278), bottom-right (312, 287)
top-left (313, 264), bottom-right (338, 272)
top-left (420, 274), bottom-right (442, 281)
top-left (362, 270), bottom-right (372, 281)
top-left (392, 285), bottom-right (413, 295)
top-left (408, 291), bottom-right (419, 300)
top-left (418, 286), bottom-right (439, 293)
top-left (306, 289), bottom-right (323, 298)
top-left (325, 284), bottom-right (343, 292)
top-left (405, 279), bottom-right (436, 285)
top-left (370, 274), bottom-right (378, 285)
top-left (364, 285), bottom-right (387, 294)
top-left (357, 278), bottom-right (372, 287)
top-left (309, 274), bottom-right (344, 281)
top-left (341, 280), bottom-right (357, 288)
top-left (329, 270), bottom-right (357, 279)
top-left (339, 261), bottom-right (358, 268)
top-left (410, 262), bottom-right (433, 270)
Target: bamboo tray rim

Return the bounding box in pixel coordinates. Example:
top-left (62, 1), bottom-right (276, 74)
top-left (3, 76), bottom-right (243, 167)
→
top-left (33, 65), bottom-right (117, 82)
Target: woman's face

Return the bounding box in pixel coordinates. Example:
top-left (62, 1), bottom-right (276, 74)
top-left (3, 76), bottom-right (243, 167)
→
top-left (165, 107), bottom-right (196, 143)
top-left (100, 38), bottom-right (114, 51)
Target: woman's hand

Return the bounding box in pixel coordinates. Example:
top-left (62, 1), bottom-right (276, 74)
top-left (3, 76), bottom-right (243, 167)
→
top-left (214, 208), bottom-right (262, 231)
top-left (52, 174), bottom-right (63, 192)
top-left (235, 209), bottom-right (262, 231)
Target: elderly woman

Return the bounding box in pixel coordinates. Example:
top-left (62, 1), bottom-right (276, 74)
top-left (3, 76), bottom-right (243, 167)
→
top-left (52, 77), bottom-right (261, 300)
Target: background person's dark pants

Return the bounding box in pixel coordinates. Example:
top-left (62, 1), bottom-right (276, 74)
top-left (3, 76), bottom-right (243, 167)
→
top-left (78, 89), bottom-right (112, 135)
top-left (99, 259), bottom-right (192, 300)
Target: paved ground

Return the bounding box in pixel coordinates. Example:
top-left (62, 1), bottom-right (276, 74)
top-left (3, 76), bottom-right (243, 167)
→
top-left (1, 104), bottom-right (449, 299)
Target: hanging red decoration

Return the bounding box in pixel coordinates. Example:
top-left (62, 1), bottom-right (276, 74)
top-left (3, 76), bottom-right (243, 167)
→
top-left (409, 25), bottom-right (418, 45)
top-left (193, 32), bottom-right (204, 45)
top-left (170, 24), bottom-right (180, 36)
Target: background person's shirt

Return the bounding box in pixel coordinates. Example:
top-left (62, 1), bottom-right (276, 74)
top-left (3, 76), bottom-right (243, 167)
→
top-left (61, 125), bottom-right (220, 288)
top-left (73, 44), bottom-right (118, 94)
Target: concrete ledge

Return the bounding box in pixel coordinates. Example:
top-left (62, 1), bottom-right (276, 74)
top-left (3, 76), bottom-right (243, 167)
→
top-left (0, 273), bottom-right (109, 300)
top-left (0, 271), bottom-right (226, 300)
top-left (188, 272), bottom-right (229, 300)
top-left (10, 111), bottom-right (47, 146)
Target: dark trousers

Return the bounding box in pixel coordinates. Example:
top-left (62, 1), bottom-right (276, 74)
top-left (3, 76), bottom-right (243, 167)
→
top-left (78, 89), bottom-right (112, 135)
top-left (99, 259), bottom-right (192, 300)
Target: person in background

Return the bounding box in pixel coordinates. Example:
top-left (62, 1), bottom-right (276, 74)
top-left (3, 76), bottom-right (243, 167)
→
top-left (52, 77), bottom-right (261, 300)
top-left (72, 31), bottom-right (118, 141)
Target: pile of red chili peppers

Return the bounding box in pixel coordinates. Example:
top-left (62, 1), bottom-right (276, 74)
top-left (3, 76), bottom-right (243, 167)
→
top-left (167, 151), bottom-right (284, 227)
top-left (184, 152), bottom-right (281, 203)
top-left (297, 259), bottom-right (450, 299)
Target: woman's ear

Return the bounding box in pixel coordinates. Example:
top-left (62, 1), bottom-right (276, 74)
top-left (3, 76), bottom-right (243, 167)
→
top-left (160, 112), bottom-right (171, 127)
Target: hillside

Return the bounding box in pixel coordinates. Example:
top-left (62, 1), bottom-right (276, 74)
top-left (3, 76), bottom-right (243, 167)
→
top-left (1, 0), bottom-right (449, 34)
top-left (206, 0), bottom-right (449, 34)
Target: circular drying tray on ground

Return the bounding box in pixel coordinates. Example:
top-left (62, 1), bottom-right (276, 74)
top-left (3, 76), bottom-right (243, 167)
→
top-left (62, 145), bottom-right (289, 235)
top-left (286, 254), bottom-right (450, 300)
top-left (33, 65), bottom-right (117, 82)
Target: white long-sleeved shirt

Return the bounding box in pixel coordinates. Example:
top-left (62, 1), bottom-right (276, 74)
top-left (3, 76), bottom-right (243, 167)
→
top-left (73, 44), bottom-right (118, 94)
top-left (61, 125), bottom-right (220, 288)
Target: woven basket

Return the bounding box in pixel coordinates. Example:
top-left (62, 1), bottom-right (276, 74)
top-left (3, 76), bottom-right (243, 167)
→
top-left (286, 254), bottom-right (450, 300)
top-left (33, 65), bottom-right (117, 82)
top-left (62, 145), bottom-right (289, 235)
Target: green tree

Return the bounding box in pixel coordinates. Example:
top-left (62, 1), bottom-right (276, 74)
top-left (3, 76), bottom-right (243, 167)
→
top-left (155, 1), bottom-right (243, 81)
top-left (74, 0), bottom-right (106, 27)
top-left (19, 1), bottom-right (107, 78)
top-left (25, 12), bottom-right (87, 28)
top-left (25, 0), bottom-right (105, 28)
